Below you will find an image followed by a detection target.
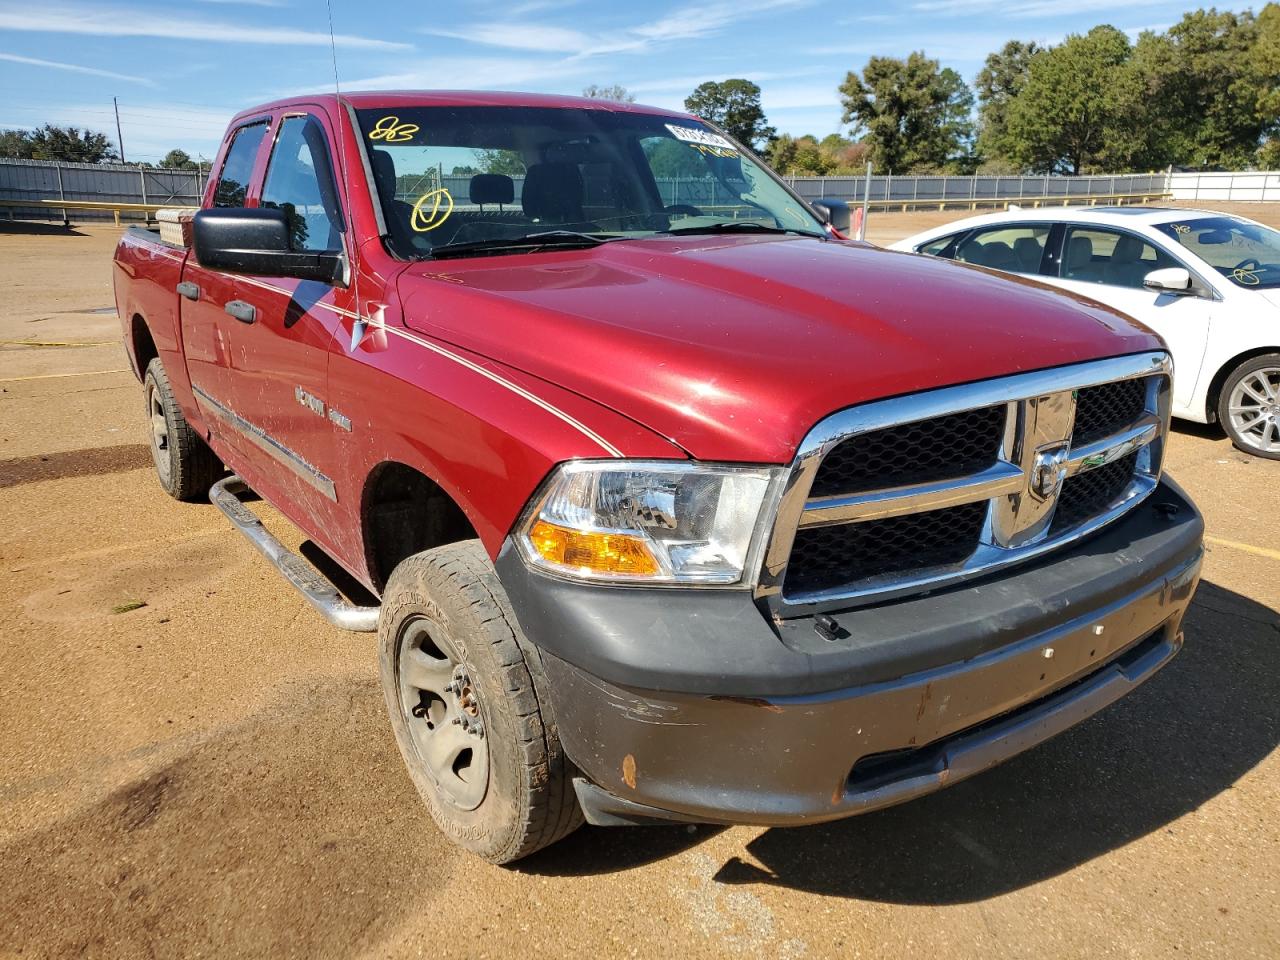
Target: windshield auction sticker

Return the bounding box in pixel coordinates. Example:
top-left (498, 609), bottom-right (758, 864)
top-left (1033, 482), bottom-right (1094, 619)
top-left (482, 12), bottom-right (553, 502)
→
top-left (664, 124), bottom-right (736, 152)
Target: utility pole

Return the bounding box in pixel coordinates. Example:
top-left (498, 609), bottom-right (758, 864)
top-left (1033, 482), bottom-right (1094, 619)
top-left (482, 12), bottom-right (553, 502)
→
top-left (113, 96), bottom-right (126, 164)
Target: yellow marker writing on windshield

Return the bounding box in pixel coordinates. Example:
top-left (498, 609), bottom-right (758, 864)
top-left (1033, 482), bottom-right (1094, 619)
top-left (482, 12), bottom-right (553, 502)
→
top-left (368, 116), bottom-right (420, 143)
top-left (1232, 267), bottom-right (1261, 285)
top-left (411, 188), bottom-right (453, 232)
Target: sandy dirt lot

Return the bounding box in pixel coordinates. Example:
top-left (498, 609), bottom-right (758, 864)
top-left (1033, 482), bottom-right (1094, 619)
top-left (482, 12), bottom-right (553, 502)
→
top-left (1, 207), bottom-right (1277, 960)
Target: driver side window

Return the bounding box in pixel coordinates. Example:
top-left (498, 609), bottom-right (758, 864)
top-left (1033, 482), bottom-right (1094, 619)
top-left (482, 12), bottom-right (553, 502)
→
top-left (1061, 227), bottom-right (1177, 289)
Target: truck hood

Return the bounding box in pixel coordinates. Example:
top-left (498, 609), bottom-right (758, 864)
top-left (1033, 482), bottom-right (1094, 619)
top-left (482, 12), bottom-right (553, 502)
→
top-left (397, 235), bottom-right (1163, 463)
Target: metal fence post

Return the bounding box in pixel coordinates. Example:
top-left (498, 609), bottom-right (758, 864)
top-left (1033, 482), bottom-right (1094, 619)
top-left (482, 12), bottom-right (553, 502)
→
top-left (55, 162), bottom-right (68, 226)
top-left (139, 167), bottom-right (147, 209)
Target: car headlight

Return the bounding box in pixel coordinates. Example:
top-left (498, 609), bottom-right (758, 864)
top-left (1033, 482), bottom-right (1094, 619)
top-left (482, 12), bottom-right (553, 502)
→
top-left (516, 461), bottom-right (785, 585)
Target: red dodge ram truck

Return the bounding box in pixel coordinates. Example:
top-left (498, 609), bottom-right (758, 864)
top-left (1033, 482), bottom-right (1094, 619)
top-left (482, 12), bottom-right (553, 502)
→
top-left (114, 91), bottom-right (1204, 863)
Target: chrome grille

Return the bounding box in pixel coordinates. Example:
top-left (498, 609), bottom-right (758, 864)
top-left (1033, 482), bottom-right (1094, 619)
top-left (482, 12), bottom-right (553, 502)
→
top-left (757, 353), bottom-right (1172, 614)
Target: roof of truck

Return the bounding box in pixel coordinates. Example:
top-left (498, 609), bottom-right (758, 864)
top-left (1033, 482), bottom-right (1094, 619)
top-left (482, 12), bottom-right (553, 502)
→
top-left (232, 90), bottom-right (696, 123)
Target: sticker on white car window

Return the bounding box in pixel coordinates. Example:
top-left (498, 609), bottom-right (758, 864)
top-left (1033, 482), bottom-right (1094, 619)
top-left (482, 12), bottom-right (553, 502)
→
top-left (665, 124), bottom-right (736, 151)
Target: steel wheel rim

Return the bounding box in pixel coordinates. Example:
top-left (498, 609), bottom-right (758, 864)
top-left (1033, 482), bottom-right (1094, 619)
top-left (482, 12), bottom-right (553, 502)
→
top-left (145, 381), bottom-right (172, 483)
top-left (1228, 366), bottom-right (1280, 454)
top-left (396, 616), bottom-right (490, 811)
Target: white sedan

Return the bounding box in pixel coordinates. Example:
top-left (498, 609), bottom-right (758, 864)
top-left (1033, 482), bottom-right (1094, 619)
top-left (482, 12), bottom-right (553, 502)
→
top-left (892, 206), bottom-right (1280, 459)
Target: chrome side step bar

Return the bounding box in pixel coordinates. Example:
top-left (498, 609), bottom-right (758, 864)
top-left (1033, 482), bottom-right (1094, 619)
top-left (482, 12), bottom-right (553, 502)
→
top-left (210, 475), bottom-right (380, 632)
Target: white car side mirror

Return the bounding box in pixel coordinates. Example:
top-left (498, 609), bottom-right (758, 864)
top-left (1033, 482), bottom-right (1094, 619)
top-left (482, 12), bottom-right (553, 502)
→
top-left (1144, 267), bottom-right (1194, 294)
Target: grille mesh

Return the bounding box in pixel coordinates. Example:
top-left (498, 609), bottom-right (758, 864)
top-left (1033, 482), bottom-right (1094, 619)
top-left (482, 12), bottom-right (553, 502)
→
top-left (786, 501), bottom-right (987, 596)
top-left (1051, 451), bottom-right (1139, 534)
top-left (810, 405), bottom-right (1006, 498)
top-left (1073, 378), bottom-right (1146, 447)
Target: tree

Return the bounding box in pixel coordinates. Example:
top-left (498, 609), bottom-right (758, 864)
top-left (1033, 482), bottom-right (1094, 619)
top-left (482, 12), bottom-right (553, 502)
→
top-left (1003, 26), bottom-right (1138, 174)
top-left (26, 125), bottom-right (117, 163)
top-left (765, 133), bottom-right (868, 176)
top-left (684, 79), bottom-right (776, 150)
top-left (582, 84), bottom-right (635, 102)
top-left (160, 149), bottom-right (198, 170)
top-left (0, 129), bottom-right (34, 159)
top-left (839, 52), bottom-right (974, 172)
top-left (975, 41), bottom-right (1041, 166)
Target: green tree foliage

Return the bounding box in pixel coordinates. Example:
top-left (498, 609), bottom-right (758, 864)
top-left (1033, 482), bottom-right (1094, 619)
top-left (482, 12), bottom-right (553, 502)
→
top-left (766, 133), bottom-right (868, 175)
top-left (684, 79), bottom-right (776, 150)
top-left (582, 84), bottom-right (636, 102)
top-left (1003, 26), bottom-right (1141, 174)
top-left (0, 124), bottom-right (117, 162)
top-left (975, 41), bottom-right (1040, 162)
top-left (838, 52), bottom-right (975, 173)
top-left (475, 149), bottom-right (526, 176)
top-left (160, 149), bottom-right (198, 170)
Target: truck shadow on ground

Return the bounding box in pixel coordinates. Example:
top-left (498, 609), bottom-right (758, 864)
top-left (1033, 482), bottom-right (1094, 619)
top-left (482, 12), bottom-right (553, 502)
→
top-left (709, 579), bottom-right (1279, 903)
top-left (525, 581), bottom-right (1278, 896)
top-left (0, 220), bottom-right (88, 236)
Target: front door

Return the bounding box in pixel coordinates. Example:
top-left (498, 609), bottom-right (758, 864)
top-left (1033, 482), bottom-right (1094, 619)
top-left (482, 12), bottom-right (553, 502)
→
top-left (1044, 225), bottom-right (1212, 413)
top-left (220, 109), bottom-right (352, 537)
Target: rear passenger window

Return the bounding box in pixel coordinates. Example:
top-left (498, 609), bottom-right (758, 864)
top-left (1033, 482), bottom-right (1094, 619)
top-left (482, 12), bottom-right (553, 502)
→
top-left (212, 121), bottom-right (269, 208)
top-left (260, 115), bottom-right (344, 252)
top-left (1060, 227), bottom-right (1179, 289)
top-left (954, 225), bottom-right (1050, 275)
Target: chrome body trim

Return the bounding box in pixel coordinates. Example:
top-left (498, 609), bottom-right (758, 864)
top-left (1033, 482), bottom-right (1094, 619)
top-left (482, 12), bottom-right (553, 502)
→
top-left (757, 352), bottom-right (1172, 616)
top-left (192, 384), bottom-right (338, 501)
top-left (210, 476), bottom-right (378, 631)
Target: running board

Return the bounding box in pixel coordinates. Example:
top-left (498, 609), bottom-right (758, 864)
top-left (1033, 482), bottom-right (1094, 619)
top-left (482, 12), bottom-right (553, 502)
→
top-left (209, 475), bottom-right (380, 632)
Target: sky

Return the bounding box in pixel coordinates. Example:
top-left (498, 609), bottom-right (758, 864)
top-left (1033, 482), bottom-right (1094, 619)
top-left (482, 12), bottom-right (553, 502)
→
top-left (0, 0), bottom-right (1235, 164)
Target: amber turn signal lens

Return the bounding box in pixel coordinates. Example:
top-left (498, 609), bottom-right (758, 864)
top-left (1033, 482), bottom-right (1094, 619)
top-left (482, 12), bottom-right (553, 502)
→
top-left (527, 519), bottom-right (660, 576)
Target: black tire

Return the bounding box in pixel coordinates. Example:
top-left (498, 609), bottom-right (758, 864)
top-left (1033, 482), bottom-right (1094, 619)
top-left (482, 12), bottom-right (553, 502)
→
top-left (378, 541), bottom-right (583, 863)
top-left (1216, 352), bottom-right (1280, 460)
top-left (143, 358), bottom-right (223, 501)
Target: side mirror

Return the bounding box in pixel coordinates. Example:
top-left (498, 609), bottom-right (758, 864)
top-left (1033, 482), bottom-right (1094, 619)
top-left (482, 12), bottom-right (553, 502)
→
top-left (192, 207), bottom-right (346, 285)
top-left (810, 199), bottom-right (852, 236)
top-left (1143, 266), bottom-right (1194, 295)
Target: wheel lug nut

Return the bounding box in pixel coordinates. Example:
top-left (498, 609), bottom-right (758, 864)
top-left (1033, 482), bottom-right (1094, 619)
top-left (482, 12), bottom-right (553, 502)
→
top-left (451, 716), bottom-right (461, 725)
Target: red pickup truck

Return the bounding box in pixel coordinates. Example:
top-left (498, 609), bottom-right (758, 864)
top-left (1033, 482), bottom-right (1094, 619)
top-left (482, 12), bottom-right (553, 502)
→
top-left (114, 91), bottom-right (1204, 863)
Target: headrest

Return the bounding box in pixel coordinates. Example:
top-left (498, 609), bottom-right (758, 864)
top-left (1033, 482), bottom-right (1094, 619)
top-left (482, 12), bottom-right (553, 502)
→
top-left (470, 173), bottom-right (514, 205)
top-left (522, 162), bottom-right (584, 223)
top-left (1067, 235), bottom-right (1093, 267)
top-left (1112, 235), bottom-right (1144, 263)
top-left (370, 149), bottom-right (397, 195)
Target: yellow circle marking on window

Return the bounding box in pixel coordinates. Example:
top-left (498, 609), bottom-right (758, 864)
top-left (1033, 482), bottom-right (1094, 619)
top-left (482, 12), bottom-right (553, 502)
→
top-left (1232, 267), bottom-right (1261, 285)
top-left (411, 188), bottom-right (454, 232)
top-left (368, 115), bottom-right (420, 143)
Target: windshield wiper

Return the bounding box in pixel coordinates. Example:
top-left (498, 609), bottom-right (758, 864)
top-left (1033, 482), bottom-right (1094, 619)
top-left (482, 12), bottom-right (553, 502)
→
top-left (663, 221), bottom-right (824, 238)
top-left (428, 230), bottom-right (626, 260)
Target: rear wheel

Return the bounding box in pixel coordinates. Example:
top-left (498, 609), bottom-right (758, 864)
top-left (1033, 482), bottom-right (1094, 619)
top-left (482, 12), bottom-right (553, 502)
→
top-left (378, 541), bottom-right (582, 863)
top-left (143, 358), bottom-right (223, 500)
top-left (1218, 353), bottom-right (1280, 460)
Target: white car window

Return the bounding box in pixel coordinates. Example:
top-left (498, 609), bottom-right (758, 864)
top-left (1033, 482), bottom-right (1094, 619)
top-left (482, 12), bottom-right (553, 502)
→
top-left (953, 225), bottom-right (1050, 274)
top-left (1061, 227), bottom-right (1177, 289)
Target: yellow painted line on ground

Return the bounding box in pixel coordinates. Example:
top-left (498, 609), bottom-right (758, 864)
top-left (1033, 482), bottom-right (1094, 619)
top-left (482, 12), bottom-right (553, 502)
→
top-left (1205, 534), bottom-right (1280, 562)
top-left (0, 368), bottom-right (129, 383)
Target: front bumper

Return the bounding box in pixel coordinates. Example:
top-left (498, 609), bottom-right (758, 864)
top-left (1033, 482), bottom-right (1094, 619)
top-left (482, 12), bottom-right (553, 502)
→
top-left (497, 477), bottom-right (1203, 826)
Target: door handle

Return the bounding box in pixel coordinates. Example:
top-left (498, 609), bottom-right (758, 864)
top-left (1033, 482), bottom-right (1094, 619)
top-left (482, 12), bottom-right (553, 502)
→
top-left (176, 281), bottom-right (200, 301)
top-left (224, 300), bottom-right (256, 324)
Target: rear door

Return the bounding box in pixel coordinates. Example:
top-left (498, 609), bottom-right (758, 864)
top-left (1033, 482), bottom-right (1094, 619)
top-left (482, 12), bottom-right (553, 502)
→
top-left (179, 118), bottom-right (271, 455)
top-left (1044, 225), bottom-right (1213, 412)
top-left (218, 108), bottom-right (352, 531)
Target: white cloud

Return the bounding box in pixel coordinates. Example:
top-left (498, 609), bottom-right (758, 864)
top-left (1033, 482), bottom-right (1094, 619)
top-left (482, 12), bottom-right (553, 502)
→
top-left (0, 51), bottom-right (156, 85)
top-left (421, 24), bottom-right (593, 53)
top-left (912, 0), bottom-right (1168, 15)
top-left (0, 2), bottom-right (409, 50)
top-left (341, 55), bottom-right (594, 93)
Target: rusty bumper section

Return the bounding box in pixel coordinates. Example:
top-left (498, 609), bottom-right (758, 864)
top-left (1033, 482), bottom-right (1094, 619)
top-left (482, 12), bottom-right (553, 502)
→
top-left (498, 478), bottom-right (1203, 827)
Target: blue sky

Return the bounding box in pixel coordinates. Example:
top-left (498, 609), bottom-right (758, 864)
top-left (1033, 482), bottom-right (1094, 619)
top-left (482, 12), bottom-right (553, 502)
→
top-left (0, 0), bottom-right (1227, 164)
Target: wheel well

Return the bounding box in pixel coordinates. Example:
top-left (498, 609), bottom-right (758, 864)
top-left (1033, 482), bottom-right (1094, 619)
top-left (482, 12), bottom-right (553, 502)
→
top-left (362, 462), bottom-right (478, 592)
top-left (130, 314), bottom-right (158, 379)
top-left (1204, 346), bottom-right (1280, 422)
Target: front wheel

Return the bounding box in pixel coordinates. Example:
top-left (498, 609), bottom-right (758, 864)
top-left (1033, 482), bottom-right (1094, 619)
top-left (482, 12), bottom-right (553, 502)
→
top-left (1218, 353), bottom-right (1280, 459)
top-left (378, 541), bottom-right (582, 863)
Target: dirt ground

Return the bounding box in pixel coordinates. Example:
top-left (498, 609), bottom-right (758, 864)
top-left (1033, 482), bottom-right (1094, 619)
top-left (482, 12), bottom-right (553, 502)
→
top-left (1, 206), bottom-right (1277, 960)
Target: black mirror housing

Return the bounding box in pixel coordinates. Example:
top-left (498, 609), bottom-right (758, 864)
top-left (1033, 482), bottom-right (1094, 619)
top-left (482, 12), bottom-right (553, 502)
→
top-left (810, 199), bottom-right (852, 235)
top-left (192, 207), bottom-right (346, 285)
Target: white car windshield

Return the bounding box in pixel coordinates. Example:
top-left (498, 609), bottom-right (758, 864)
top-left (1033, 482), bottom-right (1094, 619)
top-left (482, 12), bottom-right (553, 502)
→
top-left (1155, 216), bottom-right (1280, 289)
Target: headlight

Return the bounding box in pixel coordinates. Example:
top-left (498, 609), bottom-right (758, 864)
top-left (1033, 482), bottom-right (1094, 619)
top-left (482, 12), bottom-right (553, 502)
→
top-left (516, 461), bottom-right (785, 585)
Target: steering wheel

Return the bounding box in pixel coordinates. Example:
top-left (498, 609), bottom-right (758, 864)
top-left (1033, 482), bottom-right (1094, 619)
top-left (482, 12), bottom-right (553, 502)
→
top-left (1233, 257), bottom-right (1262, 273)
top-left (664, 203), bottom-right (703, 218)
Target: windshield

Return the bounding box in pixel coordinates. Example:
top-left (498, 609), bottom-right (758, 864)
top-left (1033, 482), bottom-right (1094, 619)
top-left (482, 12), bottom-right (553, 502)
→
top-left (1154, 215), bottom-right (1280, 289)
top-left (355, 106), bottom-right (824, 258)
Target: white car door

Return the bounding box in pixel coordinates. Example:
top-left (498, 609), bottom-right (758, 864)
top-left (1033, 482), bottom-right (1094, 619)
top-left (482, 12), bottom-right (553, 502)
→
top-left (1040, 225), bottom-right (1212, 415)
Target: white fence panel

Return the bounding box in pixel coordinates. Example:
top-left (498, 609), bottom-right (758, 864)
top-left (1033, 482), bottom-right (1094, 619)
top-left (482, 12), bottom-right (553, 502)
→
top-left (1168, 171), bottom-right (1280, 203)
